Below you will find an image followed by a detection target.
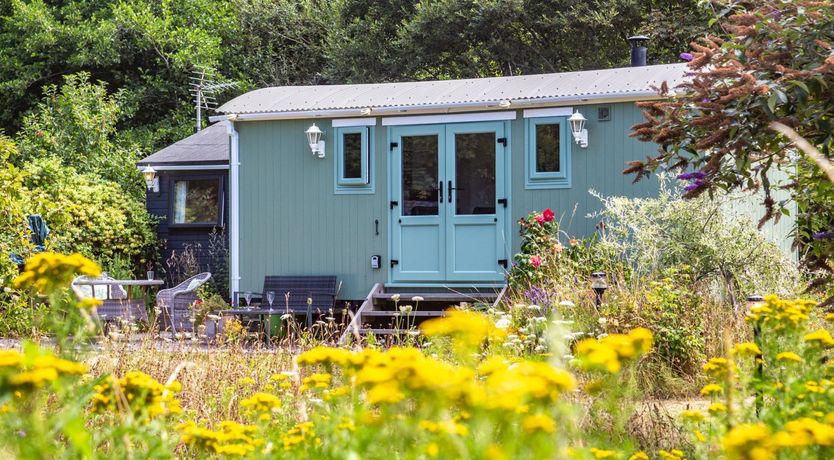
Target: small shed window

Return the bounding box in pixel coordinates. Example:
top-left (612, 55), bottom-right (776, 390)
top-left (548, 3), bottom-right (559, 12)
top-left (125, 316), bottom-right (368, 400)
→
top-left (525, 117), bottom-right (571, 189)
top-left (171, 177), bottom-right (222, 225)
top-left (335, 126), bottom-right (374, 194)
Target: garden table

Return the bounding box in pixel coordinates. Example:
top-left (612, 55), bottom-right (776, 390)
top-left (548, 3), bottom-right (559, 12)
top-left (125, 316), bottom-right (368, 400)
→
top-left (73, 279), bottom-right (164, 327)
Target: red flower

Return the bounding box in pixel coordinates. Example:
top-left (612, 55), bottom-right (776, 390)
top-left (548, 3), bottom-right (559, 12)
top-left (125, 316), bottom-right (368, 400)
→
top-left (530, 255), bottom-right (542, 268)
top-left (535, 214), bottom-right (545, 224)
top-left (542, 208), bottom-right (555, 223)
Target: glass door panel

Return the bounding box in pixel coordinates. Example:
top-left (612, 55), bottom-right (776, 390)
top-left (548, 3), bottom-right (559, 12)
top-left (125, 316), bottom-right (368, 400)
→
top-left (454, 132), bottom-right (496, 215)
top-left (402, 135), bottom-right (440, 216)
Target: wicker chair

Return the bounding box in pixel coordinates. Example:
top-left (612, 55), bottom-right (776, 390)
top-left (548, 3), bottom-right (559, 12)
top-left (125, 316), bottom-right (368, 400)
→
top-left (157, 272), bottom-right (211, 333)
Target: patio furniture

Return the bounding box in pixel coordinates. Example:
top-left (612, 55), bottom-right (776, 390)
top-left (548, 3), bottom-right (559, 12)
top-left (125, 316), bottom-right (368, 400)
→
top-left (157, 272), bottom-right (211, 333)
top-left (71, 275), bottom-right (160, 325)
top-left (233, 275), bottom-right (338, 327)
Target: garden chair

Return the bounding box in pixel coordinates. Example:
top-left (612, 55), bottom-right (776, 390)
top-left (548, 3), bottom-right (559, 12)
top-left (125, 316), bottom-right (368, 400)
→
top-left (233, 275), bottom-right (338, 327)
top-left (71, 274), bottom-right (148, 324)
top-left (156, 272), bottom-right (211, 333)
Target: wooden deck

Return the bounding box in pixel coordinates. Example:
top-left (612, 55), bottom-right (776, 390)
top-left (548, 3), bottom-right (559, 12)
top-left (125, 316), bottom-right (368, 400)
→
top-left (338, 284), bottom-right (507, 344)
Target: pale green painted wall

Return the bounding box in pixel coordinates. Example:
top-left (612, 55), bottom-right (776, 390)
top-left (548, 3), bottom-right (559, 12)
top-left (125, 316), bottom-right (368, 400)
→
top-left (236, 102), bottom-right (767, 300)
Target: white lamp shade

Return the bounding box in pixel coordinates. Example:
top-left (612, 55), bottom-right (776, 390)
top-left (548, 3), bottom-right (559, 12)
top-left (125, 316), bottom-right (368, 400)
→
top-left (305, 124), bottom-right (323, 149)
top-left (141, 165), bottom-right (156, 184)
top-left (568, 112), bottom-right (587, 138)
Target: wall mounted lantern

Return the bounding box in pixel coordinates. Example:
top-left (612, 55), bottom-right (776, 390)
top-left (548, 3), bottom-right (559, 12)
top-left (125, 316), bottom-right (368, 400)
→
top-left (591, 271), bottom-right (608, 306)
top-left (569, 111), bottom-right (589, 148)
top-left (141, 165), bottom-right (159, 192)
top-left (305, 123), bottom-right (326, 158)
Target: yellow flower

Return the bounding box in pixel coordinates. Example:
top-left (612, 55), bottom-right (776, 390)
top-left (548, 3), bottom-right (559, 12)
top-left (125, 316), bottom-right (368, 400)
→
top-left (681, 410), bottom-right (705, 422)
top-left (239, 377), bottom-right (256, 385)
top-left (805, 329), bottom-right (834, 347)
top-left (575, 328), bottom-right (653, 374)
top-left (776, 351), bottom-right (802, 363)
top-left (658, 450), bottom-right (685, 460)
top-left (419, 420), bottom-right (469, 436)
top-left (0, 349), bottom-right (23, 368)
top-left (426, 443), bottom-right (439, 457)
top-left (723, 423), bottom-right (773, 460)
top-left (421, 309), bottom-right (507, 346)
top-left (780, 417), bottom-right (834, 446)
top-left (77, 297), bottom-right (102, 310)
top-left (708, 403), bottom-right (727, 415)
top-left (13, 252), bottom-right (100, 293)
top-left (703, 358), bottom-right (733, 378)
top-left (521, 414), bottom-right (556, 434)
top-left (240, 392), bottom-right (281, 414)
top-left (700, 383), bottom-right (723, 397)
top-left (179, 420), bottom-right (259, 455)
top-left (694, 430), bottom-right (706, 442)
top-left (629, 452), bottom-right (649, 460)
top-left (300, 373), bottom-right (331, 392)
top-left (91, 371), bottom-right (181, 419)
top-left (731, 342), bottom-right (761, 357)
top-left (590, 448), bottom-right (617, 459)
top-left (825, 312), bottom-right (834, 323)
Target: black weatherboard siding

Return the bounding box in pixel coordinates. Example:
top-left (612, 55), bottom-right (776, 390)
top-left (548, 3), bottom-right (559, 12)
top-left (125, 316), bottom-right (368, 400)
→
top-left (146, 170), bottom-right (229, 286)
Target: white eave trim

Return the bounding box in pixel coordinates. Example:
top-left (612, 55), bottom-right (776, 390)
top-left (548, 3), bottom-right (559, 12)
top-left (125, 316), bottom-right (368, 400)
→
top-left (382, 111), bottom-right (516, 126)
top-left (135, 164), bottom-right (229, 171)
top-left (332, 117), bottom-right (378, 127)
top-left (221, 90), bottom-right (668, 122)
top-left (523, 107), bottom-right (574, 118)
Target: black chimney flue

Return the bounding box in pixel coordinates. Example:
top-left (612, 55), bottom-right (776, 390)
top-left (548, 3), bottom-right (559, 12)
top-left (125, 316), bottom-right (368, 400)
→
top-left (628, 35), bottom-right (649, 67)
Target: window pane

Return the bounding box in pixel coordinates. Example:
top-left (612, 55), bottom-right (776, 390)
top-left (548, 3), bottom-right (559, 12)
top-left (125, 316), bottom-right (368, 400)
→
top-left (535, 123), bottom-right (560, 173)
top-left (402, 135), bottom-right (439, 216)
top-left (172, 179), bottom-right (220, 224)
top-left (455, 132), bottom-right (495, 215)
top-left (342, 132), bottom-right (363, 179)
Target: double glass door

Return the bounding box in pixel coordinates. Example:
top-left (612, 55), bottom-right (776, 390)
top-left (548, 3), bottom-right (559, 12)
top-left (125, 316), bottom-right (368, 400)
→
top-left (390, 122), bottom-right (507, 282)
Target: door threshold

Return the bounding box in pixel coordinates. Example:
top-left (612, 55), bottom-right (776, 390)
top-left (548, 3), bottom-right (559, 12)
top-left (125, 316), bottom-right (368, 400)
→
top-left (385, 282), bottom-right (506, 289)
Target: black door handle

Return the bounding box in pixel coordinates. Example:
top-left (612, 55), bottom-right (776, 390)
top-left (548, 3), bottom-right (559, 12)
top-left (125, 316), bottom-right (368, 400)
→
top-left (447, 181), bottom-right (453, 203)
top-left (438, 181), bottom-right (443, 202)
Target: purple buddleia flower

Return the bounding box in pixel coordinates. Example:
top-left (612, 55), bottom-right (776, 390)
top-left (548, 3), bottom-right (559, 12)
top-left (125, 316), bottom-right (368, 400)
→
top-left (677, 171), bottom-right (707, 181)
top-left (683, 179), bottom-right (705, 193)
top-left (813, 230), bottom-right (834, 240)
top-left (680, 52), bottom-right (694, 61)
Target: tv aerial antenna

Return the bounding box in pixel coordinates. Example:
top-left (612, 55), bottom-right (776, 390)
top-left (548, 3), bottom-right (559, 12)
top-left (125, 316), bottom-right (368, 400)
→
top-left (189, 66), bottom-right (237, 131)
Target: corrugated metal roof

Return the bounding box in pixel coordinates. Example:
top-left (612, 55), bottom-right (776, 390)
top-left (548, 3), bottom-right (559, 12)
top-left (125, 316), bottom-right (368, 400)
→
top-left (218, 63), bottom-right (687, 115)
top-left (137, 122), bottom-right (228, 165)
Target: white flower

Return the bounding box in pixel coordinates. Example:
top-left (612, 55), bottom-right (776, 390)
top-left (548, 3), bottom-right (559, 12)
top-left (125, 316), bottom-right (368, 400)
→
top-left (411, 296), bottom-right (424, 302)
top-left (399, 304), bottom-right (413, 313)
top-left (534, 345), bottom-right (546, 352)
top-left (597, 333), bottom-right (609, 339)
top-left (391, 294), bottom-right (401, 302)
top-left (598, 317), bottom-right (608, 325)
top-left (495, 317), bottom-right (511, 329)
top-left (558, 300), bottom-right (576, 308)
top-left (3, 287), bottom-right (11, 293)
top-left (552, 320), bottom-right (575, 326)
top-left (207, 314), bottom-right (221, 321)
top-left (527, 304), bottom-right (542, 311)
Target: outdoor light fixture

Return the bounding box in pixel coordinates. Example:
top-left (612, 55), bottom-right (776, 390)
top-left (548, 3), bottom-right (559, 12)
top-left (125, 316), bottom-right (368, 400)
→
top-left (141, 165), bottom-right (159, 193)
top-left (569, 111), bottom-right (589, 148)
top-left (591, 271), bottom-right (608, 306)
top-left (305, 123), bottom-right (325, 158)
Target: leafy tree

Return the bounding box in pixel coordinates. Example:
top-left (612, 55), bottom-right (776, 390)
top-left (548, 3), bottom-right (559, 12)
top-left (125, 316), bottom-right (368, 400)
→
top-left (626, 0), bottom-right (834, 300)
top-left (15, 73), bottom-right (143, 195)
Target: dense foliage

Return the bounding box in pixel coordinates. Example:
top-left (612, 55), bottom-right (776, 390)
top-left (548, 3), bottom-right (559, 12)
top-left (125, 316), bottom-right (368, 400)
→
top-left (0, 0), bottom-right (712, 148)
top-left (626, 0), bottom-right (834, 298)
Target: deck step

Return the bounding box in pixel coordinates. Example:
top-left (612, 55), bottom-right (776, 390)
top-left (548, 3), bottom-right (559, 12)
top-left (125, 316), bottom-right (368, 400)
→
top-left (374, 292), bottom-right (498, 302)
top-left (357, 328), bottom-right (420, 335)
top-left (361, 310), bottom-right (445, 318)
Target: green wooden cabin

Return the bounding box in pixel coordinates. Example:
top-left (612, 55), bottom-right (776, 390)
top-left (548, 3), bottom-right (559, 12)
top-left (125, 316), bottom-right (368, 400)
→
top-left (218, 63), bottom-right (694, 303)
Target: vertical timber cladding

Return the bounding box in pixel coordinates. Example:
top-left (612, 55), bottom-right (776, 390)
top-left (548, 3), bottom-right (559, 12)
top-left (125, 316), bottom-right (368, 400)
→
top-left (508, 102), bottom-right (661, 254)
top-left (236, 119), bottom-right (387, 301)
top-left (235, 102), bottom-right (663, 299)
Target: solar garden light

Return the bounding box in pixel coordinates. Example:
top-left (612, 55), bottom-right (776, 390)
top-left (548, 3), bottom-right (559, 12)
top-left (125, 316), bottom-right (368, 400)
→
top-left (591, 271), bottom-right (608, 306)
top-left (305, 123), bottom-right (326, 158)
top-left (569, 111), bottom-right (588, 148)
top-left (141, 165), bottom-right (159, 192)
